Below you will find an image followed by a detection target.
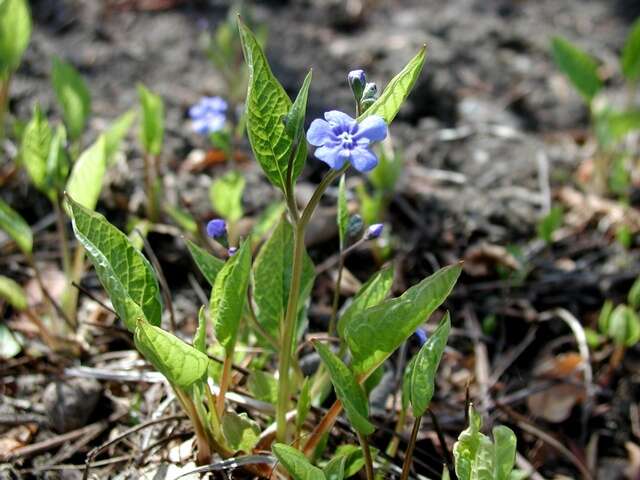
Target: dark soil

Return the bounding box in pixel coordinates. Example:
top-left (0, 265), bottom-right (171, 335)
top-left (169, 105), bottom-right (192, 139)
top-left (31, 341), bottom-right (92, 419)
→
top-left (2, 0), bottom-right (640, 479)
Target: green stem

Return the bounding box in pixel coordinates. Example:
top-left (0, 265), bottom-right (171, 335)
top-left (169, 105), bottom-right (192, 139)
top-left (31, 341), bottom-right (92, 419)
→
top-left (358, 432), bottom-right (375, 480)
top-left (144, 152), bottom-right (160, 222)
top-left (276, 163), bottom-right (349, 443)
top-left (400, 415), bottom-right (422, 480)
top-left (216, 351), bottom-right (233, 418)
top-left (0, 73), bottom-right (11, 141)
top-left (328, 252), bottom-right (344, 336)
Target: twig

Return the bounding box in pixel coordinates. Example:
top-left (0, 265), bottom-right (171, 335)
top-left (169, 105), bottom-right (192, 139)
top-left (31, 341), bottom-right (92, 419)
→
top-left (71, 281), bottom-right (116, 316)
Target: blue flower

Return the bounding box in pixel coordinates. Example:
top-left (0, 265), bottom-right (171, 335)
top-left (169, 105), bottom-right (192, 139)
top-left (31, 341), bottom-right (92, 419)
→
top-left (189, 96), bottom-right (228, 135)
top-left (228, 246), bottom-right (238, 256)
top-left (306, 111), bottom-right (387, 172)
top-left (364, 223), bottom-right (384, 240)
top-left (348, 69), bottom-right (366, 98)
top-left (414, 328), bottom-right (428, 346)
top-left (206, 218), bottom-right (227, 238)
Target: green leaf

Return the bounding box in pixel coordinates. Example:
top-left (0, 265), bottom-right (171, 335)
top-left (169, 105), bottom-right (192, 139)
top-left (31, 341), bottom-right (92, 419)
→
top-left (0, 198), bottom-right (32, 254)
top-left (222, 411), bottom-right (260, 453)
top-left (0, 0), bottom-right (31, 74)
top-left (21, 104), bottom-right (52, 197)
top-left (253, 216), bottom-right (315, 340)
top-left (134, 318), bottom-right (209, 388)
top-left (358, 46), bottom-right (426, 124)
top-left (238, 19), bottom-right (294, 191)
top-left (550, 36), bottom-right (602, 103)
top-left (410, 313), bottom-right (450, 417)
top-left (337, 174), bottom-right (348, 249)
top-left (337, 267), bottom-right (393, 339)
top-left (164, 203), bottom-right (198, 234)
top-left (597, 110), bottom-right (640, 146)
top-left (45, 125), bottom-right (70, 196)
top-left (323, 455), bottom-right (347, 480)
top-left (247, 369), bottom-right (278, 404)
top-left (65, 135), bottom-right (107, 211)
top-left (402, 355), bottom-right (416, 411)
top-left (51, 57), bottom-right (91, 140)
top-left (186, 239), bottom-right (225, 287)
top-left (598, 300), bottom-right (614, 336)
top-left (313, 341), bottom-right (374, 436)
top-left (453, 406), bottom-right (517, 480)
top-left (67, 196), bottom-right (163, 330)
top-left (629, 277), bottom-right (640, 311)
top-left (251, 201), bottom-right (286, 243)
top-left (137, 83), bottom-right (164, 156)
top-left (105, 110), bottom-right (136, 164)
top-left (334, 445), bottom-right (376, 478)
top-left (210, 238), bottom-right (251, 354)
top-left (0, 275), bottom-right (27, 310)
top-left (209, 170), bottom-right (245, 222)
top-left (608, 304), bottom-right (640, 347)
top-left (622, 18), bottom-right (640, 81)
top-left (0, 322), bottom-right (21, 358)
top-left (284, 69), bottom-right (313, 184)
top-left (537, 205), bottom-right (563, 244)
top-left (296, 376), bottom-right (312, 430)
top-left (345, 264), bottom-right (461, 377)
top-left (193, 305), bottom-right (207, 353)
top-left (272, 443), bottom-right (326, 480)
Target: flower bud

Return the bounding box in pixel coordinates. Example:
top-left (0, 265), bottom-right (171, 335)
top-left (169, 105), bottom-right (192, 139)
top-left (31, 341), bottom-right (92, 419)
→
top-left (347, 214), bottom-right (363, 238)
top-left (348, 69), bottom-right (366, 100)
top-left (364, 223), bottom-right (384, 240)
top-left (360, 82), bottom-right (378, 112)
top-left (206, 218), bottom-right (227, 239)
top-left (228, 246), bottom-right (238, 256)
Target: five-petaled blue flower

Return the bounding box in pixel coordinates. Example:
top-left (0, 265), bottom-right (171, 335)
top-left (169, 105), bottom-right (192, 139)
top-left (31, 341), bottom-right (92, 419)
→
top-left (206, 218), bottom-right (227, 238)
top-left (306, 111), bottom-right (387, 172)
top-left (189, 96), bottom-right (228, 135)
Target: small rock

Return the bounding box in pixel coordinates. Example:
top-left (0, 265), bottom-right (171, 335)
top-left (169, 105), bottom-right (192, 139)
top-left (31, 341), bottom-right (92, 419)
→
top-left (43, 378), bottom-right (102, 433)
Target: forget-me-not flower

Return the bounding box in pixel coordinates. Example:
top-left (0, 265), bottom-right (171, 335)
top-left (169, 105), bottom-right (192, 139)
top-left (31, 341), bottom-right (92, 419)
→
top-left (364, 223), bottom-right (384, 240)
top-left (206, 218), bottom-right (227, 238)
top-left (189, 96), bottom-right (228, 135)
top-left (306, 111), bottom-right (387, 172)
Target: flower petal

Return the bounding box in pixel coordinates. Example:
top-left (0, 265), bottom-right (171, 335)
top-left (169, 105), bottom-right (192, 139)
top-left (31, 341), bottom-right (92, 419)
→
top-left (324, 110), bottom-right (356, 129)
top-left (350, 146), bottom-right (378, 172)
top-left (307, 119), bottom-right (334, 146)
top-left (314, 143), bottom-right (347, 169)
top-left (354, 115), bottom-right (387, 143)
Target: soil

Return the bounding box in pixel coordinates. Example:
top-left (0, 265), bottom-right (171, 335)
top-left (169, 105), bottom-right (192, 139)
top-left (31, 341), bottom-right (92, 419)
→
top-left (2, 0), bottom-right (640, 478)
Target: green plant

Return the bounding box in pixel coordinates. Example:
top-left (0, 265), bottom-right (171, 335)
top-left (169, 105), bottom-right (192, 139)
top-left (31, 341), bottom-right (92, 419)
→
top-left (551, 20), bottom-right (640, 196)
top-left (62, 18), bottom-right (489, 479)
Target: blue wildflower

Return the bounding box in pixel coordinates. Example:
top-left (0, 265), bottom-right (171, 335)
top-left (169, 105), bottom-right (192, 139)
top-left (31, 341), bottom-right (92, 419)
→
top-left (306, 111), bottom-right (387, 172)
top-left (228, 246), bottom-right (238, 256)
top-left (206, 218), bottom-right (227, 238)
top-left (189, 96), bottom-right (228, 135)
top-left (364, 223), bottom-right (384, 240)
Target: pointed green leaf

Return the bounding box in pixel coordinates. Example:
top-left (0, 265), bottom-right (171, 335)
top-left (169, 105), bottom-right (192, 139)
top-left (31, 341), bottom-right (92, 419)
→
top-left (551, 36), bottom-right (602, 103)
top-left (596, 109), bottom-right (640, 146)
top-left (623, 18), bottom-right (640, 82)
top-left (165, 203), bottom-right (197, 234)
top-left (253, 216), bottom-right (315, 340)
top-left (598, 299), bottom-right (614, 336)
top-left (247, 369), bottom-right (278, 404)
top-left (272, 443), bottom-right (326, 480)
top-left (492, 426), bottom-right (517, 480)
top-left (313, 341), bottom-right (374, 436)
top-left (67, 196), bottom-right (163, 330)
top-left (134, 318), bottom-right (209, 388)
top-left (45, 125), bottom-right (70, 195)
top-left (0, 0), bottom-right (31, 74)
top-left (608, 304), bottom-right (640, 347)
top-left (187, 239), bottom-right (225, 287)
top-left (334, 445), bottom-right (376, 478)
top-left (0, 198), bottom-right (32, 254)
top-left (345, 264), bottom-right (461, 377)
top-left (21, 104), bottom-right (52, 197)
top-left (338, 267), bottom-right (393, 339)
top-left (238, 19), bottom-right (294, 191)
top-left (65, 135), bottom-right (107, 211)
top-left (285, 69), bottom-right (313, 184)
top-left (323, 455), bottom-right (347, 480)
top-left (193, 305), bottom-right (207, 353)
top-left (105, 110), bottom-right (136, 164)
top-left (402, 355), bottom-right (417, 412)
top-left (296, 376), bottom-right (312, 430)
top-left (210, 239), bottom-right (251, 354)
top-left (137, 83), bottom-right (164, 156)
top-left (358, 46), bottom-right (426, 124)
top-left (337, 175), bottom-right (348, 249)
top-left (0, 275), bottom-right (27, 310)
top-left (209, 170), bottom-right (245, 222)
top-left (222, 411), bottom-right (261, 453)
top-left (410, 313), bottom-right (450, 417)
top-left (51, 57), bottom-right (91, 140)
top-left (629, 276), bottom-right (640, 310)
